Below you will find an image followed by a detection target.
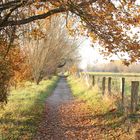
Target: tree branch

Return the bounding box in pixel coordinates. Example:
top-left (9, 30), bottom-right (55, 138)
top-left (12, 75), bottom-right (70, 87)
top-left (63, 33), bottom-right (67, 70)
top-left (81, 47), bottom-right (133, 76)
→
top-left (0, 6), bottom-right (66, 28)
top-left (0, 0), bottom-right (25, 11)
top-left (0, 0), bottom-right (98, 28)
top-left (0, 3), bottom-right (23, 27)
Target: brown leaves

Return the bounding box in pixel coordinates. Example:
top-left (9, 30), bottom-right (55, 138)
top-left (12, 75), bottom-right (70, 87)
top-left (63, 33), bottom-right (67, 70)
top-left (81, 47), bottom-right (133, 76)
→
top-left (36, 96), bottom-right (139, 140)
top-left (0, 35), bottom-right (30, 103)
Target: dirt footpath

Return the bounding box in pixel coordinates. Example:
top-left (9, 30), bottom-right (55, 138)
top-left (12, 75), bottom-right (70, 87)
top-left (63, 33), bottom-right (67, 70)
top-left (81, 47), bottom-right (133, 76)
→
top-left (35, 77), bottom-right (105, 140)
top-left (35, 77), bottom-right (73, 140)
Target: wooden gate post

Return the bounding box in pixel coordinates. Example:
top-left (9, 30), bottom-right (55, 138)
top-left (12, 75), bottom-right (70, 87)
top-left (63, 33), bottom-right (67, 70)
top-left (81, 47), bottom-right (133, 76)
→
top-left (131, 81), bottom-right (139, 114)
top-left (121, 78), bottom-right (125, 105)
top-left (92, 76), bottom-right (95, 86)
top-left (108, 77), bottom-right (111, 95)
top-left (102, 77), bottom-right (106, 95)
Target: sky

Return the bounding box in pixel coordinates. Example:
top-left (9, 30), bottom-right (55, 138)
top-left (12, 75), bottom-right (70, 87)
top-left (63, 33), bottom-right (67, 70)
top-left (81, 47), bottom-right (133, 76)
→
top-left (79, 38), bottom-right (120, 70)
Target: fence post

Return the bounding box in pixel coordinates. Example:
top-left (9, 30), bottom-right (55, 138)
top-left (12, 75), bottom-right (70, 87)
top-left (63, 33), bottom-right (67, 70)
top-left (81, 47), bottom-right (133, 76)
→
top-left (92, 75), bottom-right (95, 86)
top-left (102, 77), bottom-right (106, 95)
top-left (121, 78), bottom-right (125, 105)
top-left (131, 81), bottom-right (139, 114)
top-left (108, 77), bottom-right (111, 95)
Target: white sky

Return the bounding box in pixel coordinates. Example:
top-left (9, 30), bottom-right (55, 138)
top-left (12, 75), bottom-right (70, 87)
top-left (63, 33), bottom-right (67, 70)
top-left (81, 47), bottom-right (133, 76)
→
top-left (79, 39), bottom-right (120, 69)
top-left (79, 36), bottom-right (140, 70)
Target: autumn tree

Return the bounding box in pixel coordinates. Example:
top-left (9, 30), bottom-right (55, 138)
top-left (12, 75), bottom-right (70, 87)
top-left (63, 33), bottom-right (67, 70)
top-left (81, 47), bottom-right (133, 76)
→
top-left (0, 37), bottom-right (26, 104)
top-left (0, 0), bottom-right (140, 63)
top-left (24, 16), bottom-right (79, 84)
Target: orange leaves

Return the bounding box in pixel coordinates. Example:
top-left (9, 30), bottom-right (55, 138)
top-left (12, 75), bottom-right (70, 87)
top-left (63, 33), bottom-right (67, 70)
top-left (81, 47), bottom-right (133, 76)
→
top-left (30, 29), bottom-right (45, 39)
top-left (88, 32), bottom-right (97, 42)
top-left (0, 0), bottom-right (139, 63)
top-left (0, 35), bottom-right (31, 103)
top-left (69, 65), bottom-right (78, 74)
top-left (8, 47), bottom-right (31, 84)
top-left (133, 15), bottom-right (140, 26)
top-left (64, 0), bottom-right (140, 62)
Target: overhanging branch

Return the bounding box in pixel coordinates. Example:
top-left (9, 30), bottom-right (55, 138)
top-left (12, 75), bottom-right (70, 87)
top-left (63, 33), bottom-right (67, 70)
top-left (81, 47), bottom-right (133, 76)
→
top-left (0, 6), bottom-right (66, 28)
top-left (0, 0), bottom-right (26, 11)
top-left (0, 0), bottom-right (98, 28)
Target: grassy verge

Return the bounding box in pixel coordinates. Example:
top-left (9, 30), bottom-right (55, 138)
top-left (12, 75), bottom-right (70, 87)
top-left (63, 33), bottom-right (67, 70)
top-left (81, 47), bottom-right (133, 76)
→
top-left (68, 76), bottom-right (140, 139)
top-left (0, 76), bottom-right (59, 140)
top-left (68, 76), bottom-right (117, 113)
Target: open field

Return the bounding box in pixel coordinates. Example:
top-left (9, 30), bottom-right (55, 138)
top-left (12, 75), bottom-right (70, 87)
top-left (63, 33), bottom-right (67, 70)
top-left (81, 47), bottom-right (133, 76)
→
top-left (87, 72), bottom-right (140, 78)
top-left (81, 72), bottom-right (140, 96)
top-left (0, 77), bottom-right (59, 140)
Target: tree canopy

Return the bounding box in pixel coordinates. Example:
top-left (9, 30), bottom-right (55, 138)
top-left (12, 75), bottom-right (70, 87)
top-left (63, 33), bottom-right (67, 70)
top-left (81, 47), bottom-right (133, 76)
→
top-left (0, 0), bottom-right (140, 63)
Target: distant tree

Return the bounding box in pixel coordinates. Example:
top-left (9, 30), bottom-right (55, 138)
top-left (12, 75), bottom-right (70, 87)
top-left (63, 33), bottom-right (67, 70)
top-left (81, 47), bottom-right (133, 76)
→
top-left (92, 60), bottom-right (140, 73)
top-left (24, 16), bottom-right (79, 84)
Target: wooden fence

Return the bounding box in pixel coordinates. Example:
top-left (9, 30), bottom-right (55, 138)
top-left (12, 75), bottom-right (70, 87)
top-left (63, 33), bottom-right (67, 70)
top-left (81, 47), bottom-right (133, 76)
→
top-left (78, 72), bottom-right (140, 114)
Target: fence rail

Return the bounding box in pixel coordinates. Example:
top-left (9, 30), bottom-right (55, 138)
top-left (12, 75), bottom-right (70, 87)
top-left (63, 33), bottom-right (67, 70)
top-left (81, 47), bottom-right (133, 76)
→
top-left (86, 72), bottom-right (140, 77)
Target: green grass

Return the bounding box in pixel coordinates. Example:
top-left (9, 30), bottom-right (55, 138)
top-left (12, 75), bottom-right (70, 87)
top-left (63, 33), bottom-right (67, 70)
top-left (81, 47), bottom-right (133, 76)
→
top-left (81, 72), bottom-right (140, 96)
top-left (90, 76), bottom-right (131, 95)
top-left (0, 76), bottom-right (59, 140)
top-left (68, 76), bottom-right (116, 113)
top-left (70, 73), bottom-right (140, 112)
